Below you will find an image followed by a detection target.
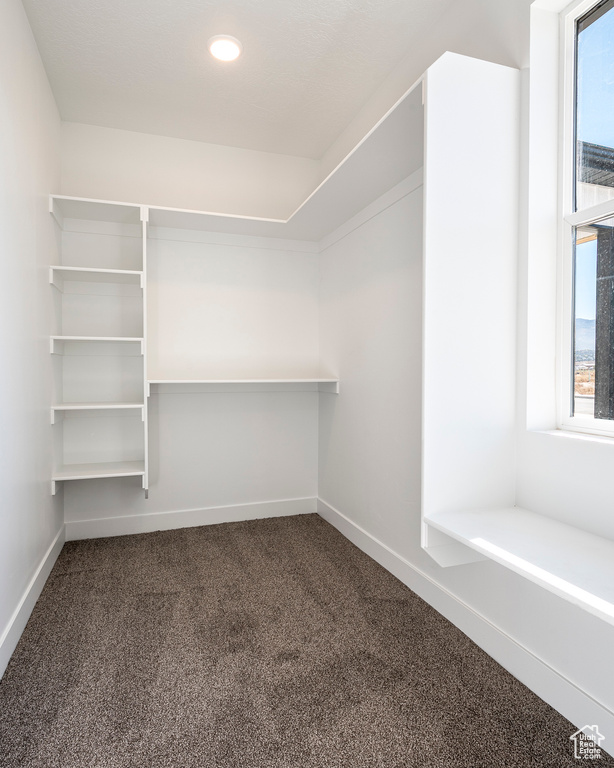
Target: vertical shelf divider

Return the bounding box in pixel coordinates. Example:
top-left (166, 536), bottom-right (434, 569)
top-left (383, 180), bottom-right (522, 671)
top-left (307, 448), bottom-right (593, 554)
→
top-left (141, 205), bottom-right (149, 497)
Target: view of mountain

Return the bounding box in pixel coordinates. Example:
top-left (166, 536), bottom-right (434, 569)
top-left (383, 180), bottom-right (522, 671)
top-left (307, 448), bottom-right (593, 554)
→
top-left (576, 318), bottom-right (596, 353)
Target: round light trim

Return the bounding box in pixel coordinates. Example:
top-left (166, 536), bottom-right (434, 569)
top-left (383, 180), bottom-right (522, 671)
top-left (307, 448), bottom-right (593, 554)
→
top-left (208, 35), bottom-right (242, 62)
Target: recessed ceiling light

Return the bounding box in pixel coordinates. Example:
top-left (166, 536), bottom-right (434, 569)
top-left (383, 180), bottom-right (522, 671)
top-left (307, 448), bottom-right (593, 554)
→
top-left (208, 35), bottom-right (242, 62)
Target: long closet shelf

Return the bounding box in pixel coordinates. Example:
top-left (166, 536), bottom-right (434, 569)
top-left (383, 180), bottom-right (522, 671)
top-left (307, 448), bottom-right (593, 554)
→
top-left (148, 378), bottom-right (339, 384)
top-left (52, 402), bottom-right (144, 409)
top-left (51, 335), bottom-right (143, 342)
top-left (50, 266), bottom-right (143, 289)
top-left (50, 336), bottom-right (144, 355)
top-left (51, 403), bottom-right (144, 423)
top-left (148, 378), bottom-right (340, 393)
top-left (52, 461), bottom-right (145, 482)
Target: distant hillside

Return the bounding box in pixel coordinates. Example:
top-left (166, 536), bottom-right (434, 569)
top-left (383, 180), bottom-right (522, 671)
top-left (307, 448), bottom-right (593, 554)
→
top-left (576, 318), bottom-right (595, 352)
top-left (575, 349), bottom-right (595, 362)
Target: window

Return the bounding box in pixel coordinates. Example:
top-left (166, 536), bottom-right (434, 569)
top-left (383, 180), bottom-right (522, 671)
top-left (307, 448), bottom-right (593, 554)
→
top-left (560, 0), bottom-right (614, 435)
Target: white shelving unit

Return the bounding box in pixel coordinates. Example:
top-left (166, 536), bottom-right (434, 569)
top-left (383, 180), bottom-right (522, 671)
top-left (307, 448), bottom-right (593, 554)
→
top-left (49, 197), bottom-right (149, 495)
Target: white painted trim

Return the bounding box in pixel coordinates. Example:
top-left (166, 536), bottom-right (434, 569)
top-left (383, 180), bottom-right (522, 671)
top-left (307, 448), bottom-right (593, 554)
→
top-left (526, 2), bottom-right (562, 431)
top-left (142, 218), bottom-right (150, 494)
top-left (65, 497), bottom-right (317, 541)
top-left (0, 526), bottom-right (65, 680)
top-left (554, 0), bottom-right (614, 436)
top-left (565, 197), bottom-right (614, 228)
top-left (557, 0), bottom-right (577, 432)
top-left (317, 498), bottom-right (614, 748)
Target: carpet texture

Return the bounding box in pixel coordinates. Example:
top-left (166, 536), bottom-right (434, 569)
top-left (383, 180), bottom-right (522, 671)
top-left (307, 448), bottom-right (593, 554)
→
top-left (0, 514), bottom-right (609, 767)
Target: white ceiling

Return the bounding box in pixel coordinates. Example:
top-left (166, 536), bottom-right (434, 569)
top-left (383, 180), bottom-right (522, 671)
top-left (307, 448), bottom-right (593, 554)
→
top-left (22, 0), bottom-right (452, 159)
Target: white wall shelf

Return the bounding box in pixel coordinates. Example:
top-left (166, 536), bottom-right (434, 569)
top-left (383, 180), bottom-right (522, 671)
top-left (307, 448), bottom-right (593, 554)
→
top-left (50, 195), bottom-right (149, 496)
top-left (51, 460), bottom-right (145, 495)
top-left (50, 266), bottom-right (143, 292)
top-left (425, 508), bottom-right (614, 627)
top-left (50, 196), bottom-right (143, 227)
top-left (148, 378), bottom-right (339, 394)
top-left (148, 378), bottom-right (338, 383)
top-left (50, 403), bottom-right (144, 425)
top-left (52, 461), bottom-right (145, 480)
top-left (50, 336), bottom-right (144, 355)
top-left (51, 402), bottom-right (144, 409)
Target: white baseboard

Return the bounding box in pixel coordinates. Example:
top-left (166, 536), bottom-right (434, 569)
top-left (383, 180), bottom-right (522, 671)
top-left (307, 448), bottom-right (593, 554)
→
top-left (317, 498), bottom-right (614, 753)
top-left (0, 525), bottom-right (65, 680)
top-left (65, 496), bottom-right (317, 541)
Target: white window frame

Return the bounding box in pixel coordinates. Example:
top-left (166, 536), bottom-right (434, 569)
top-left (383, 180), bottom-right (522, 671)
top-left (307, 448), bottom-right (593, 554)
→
top-left (558, 0), bottom-right (614, 437)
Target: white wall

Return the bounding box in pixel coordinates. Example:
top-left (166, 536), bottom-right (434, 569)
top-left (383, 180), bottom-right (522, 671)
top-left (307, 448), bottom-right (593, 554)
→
top-left (318, 185), bottom-right (423, 547)
top-left (0, 0), bottom-right (63, 676)
top-left (61, 122), bottom-right (320, 220)
top-left (147, 233), bottom-right (319, 379)
top-left (318, 175), bottom-right (614, 744)
top-left (63, 388), bottom-right (319, 538)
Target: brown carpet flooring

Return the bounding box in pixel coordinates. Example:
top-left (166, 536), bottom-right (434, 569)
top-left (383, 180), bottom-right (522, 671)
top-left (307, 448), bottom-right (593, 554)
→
top-left (0, 514), bottom-right (609, 767)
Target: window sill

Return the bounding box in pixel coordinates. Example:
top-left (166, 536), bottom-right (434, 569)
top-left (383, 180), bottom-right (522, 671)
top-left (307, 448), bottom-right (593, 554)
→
top-left (533, 428), bottom-right (614, 446)
top-left (425, 507), bottom-right (614, 626)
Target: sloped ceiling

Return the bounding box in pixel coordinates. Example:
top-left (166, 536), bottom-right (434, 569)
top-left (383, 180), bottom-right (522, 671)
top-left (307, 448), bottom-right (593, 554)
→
top-left (22, 0), bottom-right (453, 158)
